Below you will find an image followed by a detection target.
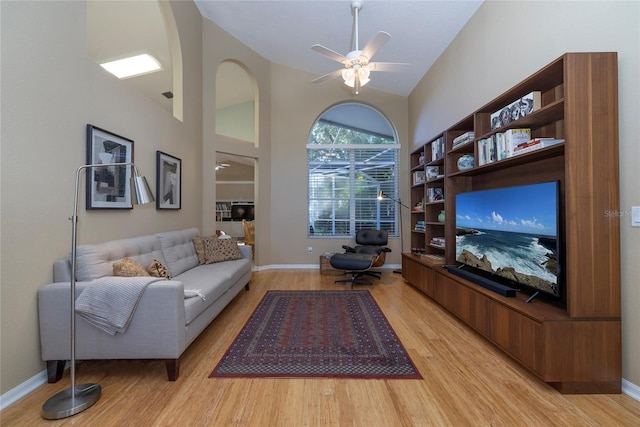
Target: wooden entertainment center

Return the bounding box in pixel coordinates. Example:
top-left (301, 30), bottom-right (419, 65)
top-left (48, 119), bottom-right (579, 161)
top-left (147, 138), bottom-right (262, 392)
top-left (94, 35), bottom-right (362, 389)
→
top-left (403, 52), bottom-right (621, 393)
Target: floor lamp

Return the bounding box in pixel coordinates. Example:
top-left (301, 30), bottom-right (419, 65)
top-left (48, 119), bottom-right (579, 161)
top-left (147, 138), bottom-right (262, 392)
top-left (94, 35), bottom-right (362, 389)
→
top-left (41, 162), bottom-right (154, 420)
top-left (378, 190), bottom-right (410, 274)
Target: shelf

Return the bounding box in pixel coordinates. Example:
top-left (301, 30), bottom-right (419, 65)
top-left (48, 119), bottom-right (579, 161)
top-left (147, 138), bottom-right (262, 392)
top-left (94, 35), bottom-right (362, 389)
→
top-left (479, 99), bottom-right (565, 139)
top-left (404, 53), bottom-right (620, 393)
top-left (449, 144), bottom-right (564, 178)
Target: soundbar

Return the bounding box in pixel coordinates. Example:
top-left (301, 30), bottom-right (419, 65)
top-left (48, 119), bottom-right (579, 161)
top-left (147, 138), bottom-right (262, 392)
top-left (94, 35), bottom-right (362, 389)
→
top-left (444, 265), bottom-right (517, 297)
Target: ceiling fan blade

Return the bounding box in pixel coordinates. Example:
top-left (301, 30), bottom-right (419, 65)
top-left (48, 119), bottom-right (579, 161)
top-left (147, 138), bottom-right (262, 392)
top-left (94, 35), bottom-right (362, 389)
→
top-left (311, 44), bottom-right (347, 64)
top-left (312, 69), bottom-right (343, 84)
top-left (368, 62), bottom-right (411, 72)
top-left (360, 31), bottom-right (391, 61)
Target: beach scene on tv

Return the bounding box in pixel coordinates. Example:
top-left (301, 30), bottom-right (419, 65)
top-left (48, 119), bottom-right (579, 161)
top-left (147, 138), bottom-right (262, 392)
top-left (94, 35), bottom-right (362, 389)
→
top-left (455, 182), bottom-right (560, 297)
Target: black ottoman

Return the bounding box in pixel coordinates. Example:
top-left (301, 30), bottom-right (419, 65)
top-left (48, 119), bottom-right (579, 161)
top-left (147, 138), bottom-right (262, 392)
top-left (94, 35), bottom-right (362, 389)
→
top-left (329, 253), bottom-right (378, 288)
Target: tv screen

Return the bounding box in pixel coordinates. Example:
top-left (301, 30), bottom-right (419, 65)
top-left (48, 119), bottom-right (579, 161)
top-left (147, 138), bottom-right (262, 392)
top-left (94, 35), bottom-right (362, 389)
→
top-left (231, 204), bottom-right (254, 221)
top-left (455, 181), bottom-right (562, 300)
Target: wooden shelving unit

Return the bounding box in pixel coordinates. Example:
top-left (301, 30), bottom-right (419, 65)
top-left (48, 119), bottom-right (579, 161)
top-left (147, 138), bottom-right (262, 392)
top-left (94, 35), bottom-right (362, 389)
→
top-left (403, 52), bottom-right (621, 393)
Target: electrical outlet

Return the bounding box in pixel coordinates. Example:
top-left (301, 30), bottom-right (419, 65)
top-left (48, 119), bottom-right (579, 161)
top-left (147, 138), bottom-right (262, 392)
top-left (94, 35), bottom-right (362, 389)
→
top-left (308, 247), bottom-right (313, 253)
top-left (632, 206), bottom-right (640, 227)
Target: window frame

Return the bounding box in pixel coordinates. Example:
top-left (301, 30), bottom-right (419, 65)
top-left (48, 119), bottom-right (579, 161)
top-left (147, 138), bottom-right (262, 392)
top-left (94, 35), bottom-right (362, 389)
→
top-left (307, 106), bottom-right (400, 238)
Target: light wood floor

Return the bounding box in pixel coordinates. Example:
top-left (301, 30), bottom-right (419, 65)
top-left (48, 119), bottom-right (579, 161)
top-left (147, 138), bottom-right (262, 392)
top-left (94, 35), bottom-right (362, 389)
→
top-left (3, 270), bottom-right (640, 426)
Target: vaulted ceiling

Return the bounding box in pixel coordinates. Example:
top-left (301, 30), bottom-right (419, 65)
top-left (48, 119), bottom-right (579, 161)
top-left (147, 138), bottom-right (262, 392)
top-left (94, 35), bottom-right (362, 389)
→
top-left (88, 1), bottom-right (483, 114)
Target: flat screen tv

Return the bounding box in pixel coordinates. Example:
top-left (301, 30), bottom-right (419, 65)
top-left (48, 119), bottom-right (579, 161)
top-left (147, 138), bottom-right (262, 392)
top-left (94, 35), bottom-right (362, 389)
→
top-left (231, 204), bottom-right (254, 221)
top-left (454, 181), bottom-right (563, 303)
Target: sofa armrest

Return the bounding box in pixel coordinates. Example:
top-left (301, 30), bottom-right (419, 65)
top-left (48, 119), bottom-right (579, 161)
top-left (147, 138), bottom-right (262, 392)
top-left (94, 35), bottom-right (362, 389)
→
top-left (38, 280), bottom-right (187, 361)
top-left (239, 244), bottom-right (252, 260)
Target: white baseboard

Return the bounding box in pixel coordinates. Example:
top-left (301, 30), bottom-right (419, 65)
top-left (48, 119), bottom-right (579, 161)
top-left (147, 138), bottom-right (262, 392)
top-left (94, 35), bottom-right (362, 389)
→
top-left (253, 263), bottom-right (402, 272)
top-left (0, 368), bottom-right (48, 411)
top-left (622, 378), bottom-right (640, 401)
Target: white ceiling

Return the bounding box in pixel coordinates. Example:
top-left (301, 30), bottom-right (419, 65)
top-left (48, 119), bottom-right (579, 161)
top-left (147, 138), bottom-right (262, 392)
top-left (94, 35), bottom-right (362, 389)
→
top-left (88, 1), bottom-right (483, 113)
top-left (195, 0), bottom-right (483, 96)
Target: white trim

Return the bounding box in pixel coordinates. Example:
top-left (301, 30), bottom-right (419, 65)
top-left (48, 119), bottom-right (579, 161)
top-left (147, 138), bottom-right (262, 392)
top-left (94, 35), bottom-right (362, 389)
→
top-left (253, 263), bottom-right (401, 272)
top-left (216, 181), bottom-right (255, 185)
top-left (623, 378), bottom-right (640, 402)
top-left (0, 368), bottom-right (48, 411)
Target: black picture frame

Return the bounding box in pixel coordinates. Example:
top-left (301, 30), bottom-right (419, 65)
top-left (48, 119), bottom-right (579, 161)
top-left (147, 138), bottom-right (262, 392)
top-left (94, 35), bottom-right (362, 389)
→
top-left (156, 151), bottom-right (181, 210)
top-left (86, 124), bottom-right (134, 210)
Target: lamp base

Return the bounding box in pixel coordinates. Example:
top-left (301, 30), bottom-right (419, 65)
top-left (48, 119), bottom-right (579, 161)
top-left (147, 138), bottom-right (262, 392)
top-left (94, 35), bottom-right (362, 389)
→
top-left (41, 383), bottom-right (101, 420)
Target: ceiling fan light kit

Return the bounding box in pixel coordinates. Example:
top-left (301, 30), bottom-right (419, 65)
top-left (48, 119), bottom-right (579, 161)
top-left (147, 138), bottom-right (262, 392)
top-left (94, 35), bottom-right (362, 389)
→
top-left (311, 0), bottom-right (409, 95)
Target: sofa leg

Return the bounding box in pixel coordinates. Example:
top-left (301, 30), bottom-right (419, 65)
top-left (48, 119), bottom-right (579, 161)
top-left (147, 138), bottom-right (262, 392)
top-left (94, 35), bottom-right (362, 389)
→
top-left (245, 282), bottom-right (250, 291)
top-left (46, 360), bottom-right (66, 383)
top-left (165, 359), bottom-right (180, 381)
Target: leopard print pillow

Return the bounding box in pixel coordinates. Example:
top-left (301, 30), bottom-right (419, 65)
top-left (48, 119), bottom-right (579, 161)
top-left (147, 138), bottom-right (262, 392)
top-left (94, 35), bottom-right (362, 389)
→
top-left (148, 259), bottom-right (171, 279)
top-left (113, 257), bottom-right (150, 277)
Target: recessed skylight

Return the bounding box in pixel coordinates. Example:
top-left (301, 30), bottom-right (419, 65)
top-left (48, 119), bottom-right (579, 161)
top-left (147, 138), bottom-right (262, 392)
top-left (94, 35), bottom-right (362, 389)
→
top-left (100, 53), bottom-right (162, 79)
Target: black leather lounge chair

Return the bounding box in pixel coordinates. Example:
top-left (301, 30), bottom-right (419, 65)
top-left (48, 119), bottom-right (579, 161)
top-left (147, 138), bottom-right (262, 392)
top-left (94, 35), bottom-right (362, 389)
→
top-left (329, 230), bottom-right (391, 288)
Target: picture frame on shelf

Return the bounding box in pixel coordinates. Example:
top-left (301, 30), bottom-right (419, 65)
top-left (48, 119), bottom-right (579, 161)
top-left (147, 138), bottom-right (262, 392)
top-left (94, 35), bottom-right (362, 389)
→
top-left (426, 166), bottom-right (440, 180)
top-left (156, 151), bottom-right (182, 210)
top-left (85, 124), bottom-right (134, 210)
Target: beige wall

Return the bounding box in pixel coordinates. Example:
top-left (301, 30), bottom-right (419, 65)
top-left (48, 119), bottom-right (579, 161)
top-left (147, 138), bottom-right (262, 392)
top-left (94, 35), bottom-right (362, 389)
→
top-left (269, 64), bottom-right (409, 266)
top-left (409, 0), bottom-right (640, 387)
top-left (0, 0), bottom-right (202, 394)
top-left (201, 20), bottom-right (272, 266)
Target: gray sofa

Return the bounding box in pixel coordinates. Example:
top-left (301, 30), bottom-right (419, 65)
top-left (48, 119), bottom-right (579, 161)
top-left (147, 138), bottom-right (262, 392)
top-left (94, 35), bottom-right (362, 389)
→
top-left (37, 228), bottom-right (252, 382)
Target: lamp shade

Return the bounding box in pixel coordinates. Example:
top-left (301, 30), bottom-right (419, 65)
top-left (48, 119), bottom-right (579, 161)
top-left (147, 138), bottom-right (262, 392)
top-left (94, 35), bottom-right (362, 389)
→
top-left (131, 170), bottom-right (155, 205)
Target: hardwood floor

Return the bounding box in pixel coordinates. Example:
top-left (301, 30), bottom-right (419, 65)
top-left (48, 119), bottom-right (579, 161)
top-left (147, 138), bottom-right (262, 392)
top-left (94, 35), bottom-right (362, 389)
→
top-left (3, 270), bottom-right (640, 426)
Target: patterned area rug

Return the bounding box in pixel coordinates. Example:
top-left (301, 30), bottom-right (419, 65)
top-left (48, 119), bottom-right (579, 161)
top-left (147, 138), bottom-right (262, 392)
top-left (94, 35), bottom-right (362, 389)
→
top-left (210, 290), bottom-right (422, 379)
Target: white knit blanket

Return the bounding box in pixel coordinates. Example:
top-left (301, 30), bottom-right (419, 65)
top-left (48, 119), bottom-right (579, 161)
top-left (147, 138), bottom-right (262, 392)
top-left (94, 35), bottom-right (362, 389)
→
top-left (75, 276), bottom-right (162, 336)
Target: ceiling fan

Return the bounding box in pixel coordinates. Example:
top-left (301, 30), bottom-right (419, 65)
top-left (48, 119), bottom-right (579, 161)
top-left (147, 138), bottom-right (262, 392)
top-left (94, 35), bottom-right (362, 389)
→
top-left (311, 0), bottom-right (410, 94)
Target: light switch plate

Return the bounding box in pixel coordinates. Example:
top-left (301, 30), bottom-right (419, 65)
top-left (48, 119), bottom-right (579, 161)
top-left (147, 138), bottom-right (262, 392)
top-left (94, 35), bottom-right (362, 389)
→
top-left (632, 206), bottom-right (640, 227)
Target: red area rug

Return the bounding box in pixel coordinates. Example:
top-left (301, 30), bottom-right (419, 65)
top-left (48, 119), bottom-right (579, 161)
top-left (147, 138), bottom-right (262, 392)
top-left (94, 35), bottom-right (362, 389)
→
top-left (209, 290), bottom-right (422, 379)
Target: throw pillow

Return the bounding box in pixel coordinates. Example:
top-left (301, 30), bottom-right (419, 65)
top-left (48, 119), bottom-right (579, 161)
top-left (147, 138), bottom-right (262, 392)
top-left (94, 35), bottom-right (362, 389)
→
top-left (204, 237), bottom-right (243, 264)
top-left (113, 257), bottom-right (150, 277)
top-left (147, 259), bottom-right (171, 279)
top-left (193, 235), bottom-right (217, 265)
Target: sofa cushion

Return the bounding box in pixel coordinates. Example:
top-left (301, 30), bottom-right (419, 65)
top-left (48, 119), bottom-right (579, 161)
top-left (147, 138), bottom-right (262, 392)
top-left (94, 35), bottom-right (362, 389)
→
top-left (155, 228), bottom-right (200, 277)
top-left (174, 257), bottom-right (251, 324)
top-left (204, 237), bottom-right (243, 264)
top-left (113, 257), bottom-right (151, 277)
top-left (147, 259), bottom-right (171, 279)
top-left (75, 235), bottom-right (166, 281)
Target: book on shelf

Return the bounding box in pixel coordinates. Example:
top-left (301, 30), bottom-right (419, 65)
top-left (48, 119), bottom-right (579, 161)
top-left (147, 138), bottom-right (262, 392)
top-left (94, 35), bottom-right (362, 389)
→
top-left (477, 136), bottom-right (497, 165)
top-left (414, 220), bottom-right (426, 232)
top-left (427, 187), bottom-right (444, 202)
top-left (504, 128), bottom-right (531, 157)
top-left (431, 137), bottom-right (445, 161)
top-left (412, 170), bottom-right (425, 185)
top-left (490, 91), bottom-right (541, 130)
top-left (513, 138), bottom-right (564, 155)
top-left (452, 131), bottom-right (475, 148)
top-left (495, 132), bottom-right (508, 160)
top-left (430, 237), bottom-right (445, 247)
top-left (478, 139), bottom-right (487, 166)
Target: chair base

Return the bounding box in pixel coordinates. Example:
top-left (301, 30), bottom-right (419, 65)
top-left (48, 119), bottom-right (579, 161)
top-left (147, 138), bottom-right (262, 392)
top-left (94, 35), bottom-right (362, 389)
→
top-left (361, 270), bottom-right (382, 279)
top-left (334, 272), bottom-right (373, 289)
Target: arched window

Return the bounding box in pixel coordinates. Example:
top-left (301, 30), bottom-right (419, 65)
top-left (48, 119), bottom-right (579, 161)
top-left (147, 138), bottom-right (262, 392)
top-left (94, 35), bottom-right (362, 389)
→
top-left (307, 103), bottom-right (400, 237)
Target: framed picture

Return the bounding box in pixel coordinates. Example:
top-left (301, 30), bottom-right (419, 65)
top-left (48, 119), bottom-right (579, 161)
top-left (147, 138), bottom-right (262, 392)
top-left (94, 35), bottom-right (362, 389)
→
top-left (86, 124), bottom-right (134, 210)
top-left (156, 151), bottom-right (181, 210)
